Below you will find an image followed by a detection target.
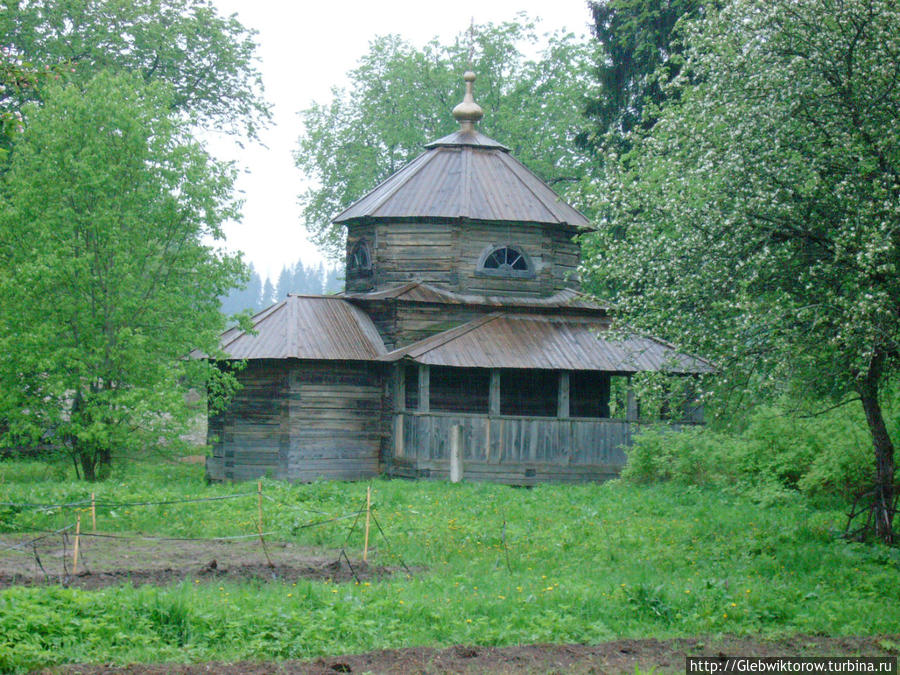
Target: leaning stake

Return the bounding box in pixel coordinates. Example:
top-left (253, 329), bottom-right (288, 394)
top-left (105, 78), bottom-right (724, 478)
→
top-left (363, 486), bottom-right (372, 563)
top-left (72, 515), bottom-right (81, 576)
top-left (257, 481), bottom-right (273, 567)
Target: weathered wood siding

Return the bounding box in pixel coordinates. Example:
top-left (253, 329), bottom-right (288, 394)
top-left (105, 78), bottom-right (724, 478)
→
top-left (390, 411), bottom-right (631, 485)
top-left (207, 360), bottom-right (289, 482)
top-left (208, 360), bottom-right (386, 483)
top-left (286, 361), bottom-right (384, 482)
top-left (347, 220), bottom-right (580, 299)
top-left (373, 222), bottom-right (459, 289)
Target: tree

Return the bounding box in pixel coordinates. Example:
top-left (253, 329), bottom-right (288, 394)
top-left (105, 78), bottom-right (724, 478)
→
top-left (0, 0), bottom-right (270, 138)
top-left (581, 0), bottom-right (900, 541)
top-left (578, 0), bottom-right (708, 152)
top-left (0, 72), bottom-right (245, 480)
top-left (296, 18), bottom-right (600, 257)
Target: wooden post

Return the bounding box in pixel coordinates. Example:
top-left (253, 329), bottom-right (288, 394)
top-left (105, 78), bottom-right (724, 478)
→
top-left (418, 364), bottom-right (430, 413)
top-left (363, 486), bottom-right (372, 563)
top-left (626, 378), bottom-right (638, 422)
top-left (394, 364), bottom-right (406, 412)
top-left (256, 480), bottom-right (273, 567)
top-left (257, 481), bottom-right (263, 534)
top-left (450, 424), bottom-right (463, 483)
top-left (90, 492), bottom-right (96, 532)
top-left (489, 370), bottom-right (500, 415)
top-left (558, 371), bottom-right (570, 419)
top-left (72, 514), bottom-right (81, 576)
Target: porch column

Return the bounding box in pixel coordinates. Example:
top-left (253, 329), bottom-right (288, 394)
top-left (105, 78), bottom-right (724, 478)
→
top-left (489, 369), bottom-right (500, 416)
top-left (418, 364), bottom-right (430, 413)
top-left (626, 376), bottom-right (638, 421)
top-left (557, 371), bottom-right (570, 419)
top-left (393, 364), bottom-right (405, 458)
top-left (393, 364), bottom-right (405, 412)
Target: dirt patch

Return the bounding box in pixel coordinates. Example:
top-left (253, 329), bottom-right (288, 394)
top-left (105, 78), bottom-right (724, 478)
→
top-left (39, 635), bottom-right (900, 674)
top-left (0, 533), bottom-right (409, 590)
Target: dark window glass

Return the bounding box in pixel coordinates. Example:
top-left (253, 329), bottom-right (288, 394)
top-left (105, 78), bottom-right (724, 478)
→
top-left (483, 247), bottom-right (528, 271)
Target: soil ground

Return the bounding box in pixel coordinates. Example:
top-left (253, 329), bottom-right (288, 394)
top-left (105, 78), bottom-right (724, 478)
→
top-left (0, 532), bottom-right (405, 589)
top-left (39, 635), bottom-right (900, 674)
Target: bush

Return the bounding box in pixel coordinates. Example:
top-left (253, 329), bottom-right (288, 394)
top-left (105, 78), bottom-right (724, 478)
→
top-left (622, 401), bottom-right (882, 503)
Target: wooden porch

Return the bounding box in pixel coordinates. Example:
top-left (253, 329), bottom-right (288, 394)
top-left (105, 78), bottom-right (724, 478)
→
top-left (389, 410), bottom-right (633, 484)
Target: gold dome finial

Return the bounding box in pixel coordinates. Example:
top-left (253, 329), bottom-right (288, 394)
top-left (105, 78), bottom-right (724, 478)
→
top-left (452, 70), bottom-right (483, 132)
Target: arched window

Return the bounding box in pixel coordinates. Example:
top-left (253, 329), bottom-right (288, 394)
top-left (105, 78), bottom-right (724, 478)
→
top-left (477, 245), bottom-right (535, 278)
top-left (347, 240), bottom-right (372, 276)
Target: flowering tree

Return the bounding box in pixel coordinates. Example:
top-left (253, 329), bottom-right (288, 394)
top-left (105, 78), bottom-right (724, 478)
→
top-left (581, 0), bottom-right (900, 541)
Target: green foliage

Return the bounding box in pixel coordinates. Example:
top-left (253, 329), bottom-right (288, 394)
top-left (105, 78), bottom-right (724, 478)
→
top-left (0, 72), bottom-right (245, 479)
top-left (1, 461), bottom-right (899, 671)
top-left (580, 0), bottom-right (900, 538)
top-left (0, 0), bottom-right (271, 138)
top-left (580, 0), bottom-right (706, 150)
top-left (623, 402), bottom-right (880, 503)
top-left (296, 17), bottom-right (600, 257)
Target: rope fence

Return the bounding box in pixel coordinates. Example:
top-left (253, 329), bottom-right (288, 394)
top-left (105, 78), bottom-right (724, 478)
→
top-left (0, 481), bottom-right (409, 586)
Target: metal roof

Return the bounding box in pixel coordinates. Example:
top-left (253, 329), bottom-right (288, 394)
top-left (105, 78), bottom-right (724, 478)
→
top-left (344, 281), bottom-right (609, 311)
top-left (382, 313), bottom-right (713, 374)
top-left (332, 135), bottom-right (590, 228)
top-left (212, 295), bottom-right (386, 360)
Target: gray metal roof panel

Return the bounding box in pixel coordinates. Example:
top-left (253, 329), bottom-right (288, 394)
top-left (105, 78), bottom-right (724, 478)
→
top-left (382, 313), bottom-right (712, 374)
top-left (333, 144), bottom-right (590, 227)
top-left (343, 282), bottom-right (609, 311)
top-left (215, 295), bottom-right (386, 361)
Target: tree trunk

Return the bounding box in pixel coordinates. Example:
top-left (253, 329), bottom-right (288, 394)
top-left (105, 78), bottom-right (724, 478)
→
top-left (858, 349), bottom-right (895, 544)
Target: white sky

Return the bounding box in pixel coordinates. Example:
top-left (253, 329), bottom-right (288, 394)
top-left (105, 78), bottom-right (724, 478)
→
top-left (208, 0), bottom-right (593, 281)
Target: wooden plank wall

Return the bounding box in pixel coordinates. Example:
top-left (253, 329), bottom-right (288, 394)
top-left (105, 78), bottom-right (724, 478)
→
top-left (373, 222), bottom-right (458, 289)
top-left (207, 360), bottom-right (289, 482)
top-left (286, 361), bottom-right (384, 482)
top-left (349, 219), bottom-right (580, 299)
top-left (391, 411), bottom-right (631, 484)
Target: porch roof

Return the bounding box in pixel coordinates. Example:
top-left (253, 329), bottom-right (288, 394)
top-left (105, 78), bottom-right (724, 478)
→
top-left (206, 295), bottom-right (387, 360)
top-left (382, 312), bottom-right (713, 374)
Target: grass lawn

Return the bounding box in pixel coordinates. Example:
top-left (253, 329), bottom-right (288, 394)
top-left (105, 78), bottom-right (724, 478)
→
top-left (1, 459), bottom-right (898, 673)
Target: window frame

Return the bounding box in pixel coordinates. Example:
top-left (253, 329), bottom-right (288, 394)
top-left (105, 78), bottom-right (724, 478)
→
top-left (475, 244), bottom-right (536, 279)
top-left (347, 239), bottom-right (373, 278)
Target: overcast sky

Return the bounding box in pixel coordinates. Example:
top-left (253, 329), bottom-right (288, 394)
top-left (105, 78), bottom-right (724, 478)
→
top-left (208, 0), bottom-right (593, 281)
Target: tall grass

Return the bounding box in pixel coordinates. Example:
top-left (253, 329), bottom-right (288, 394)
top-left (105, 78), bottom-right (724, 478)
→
top-left (1, 459), bottom-right (899, 673)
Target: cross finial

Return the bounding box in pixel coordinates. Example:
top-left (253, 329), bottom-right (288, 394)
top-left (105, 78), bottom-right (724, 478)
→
top-left (467, 17), bottom-right (475, 70)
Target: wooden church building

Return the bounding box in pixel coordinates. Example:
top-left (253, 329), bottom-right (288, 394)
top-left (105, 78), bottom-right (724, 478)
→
top-left (205, 72), bottom-right (710, 484)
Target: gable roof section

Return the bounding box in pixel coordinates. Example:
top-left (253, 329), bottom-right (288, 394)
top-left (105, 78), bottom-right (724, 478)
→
top-left (212, 295), bottom-right (386, 360)
top-left (382, 313), bottom-right (713, 374)
top-left (344, 281), bottom-right (609, 311)
top-left (332, 133), bottom-right (590, 228)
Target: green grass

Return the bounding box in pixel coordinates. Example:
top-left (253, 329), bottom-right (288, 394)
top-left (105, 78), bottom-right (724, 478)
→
top-left (1, 458), bottom-right (899, 673)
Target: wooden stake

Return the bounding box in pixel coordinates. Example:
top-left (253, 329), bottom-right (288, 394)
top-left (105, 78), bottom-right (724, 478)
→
top-left (72, 515), bottom-right (81, 576)
top-left (363, 486), bottom-right (372, 563)
top-left (257, 481), bottom-right (263, 533)
top-left (257, 481), bottom-right (273, 567)
top-left (91, 492), bottom-right (96, 532)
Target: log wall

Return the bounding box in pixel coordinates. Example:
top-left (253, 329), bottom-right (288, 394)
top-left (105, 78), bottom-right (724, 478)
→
top-left (207, 360), bottom-right (289, 482)
top-left (345, 220), bottom-right (581, 299)
top-left (207, 360), bottom-right (386, 483)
